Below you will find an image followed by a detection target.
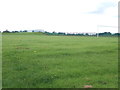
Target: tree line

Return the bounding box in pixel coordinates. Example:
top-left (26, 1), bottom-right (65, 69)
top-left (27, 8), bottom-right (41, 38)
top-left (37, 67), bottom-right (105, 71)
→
top-left (1, 30), bottom-right (120, 36)
top-left (44, 31), bottom-right (120, 36)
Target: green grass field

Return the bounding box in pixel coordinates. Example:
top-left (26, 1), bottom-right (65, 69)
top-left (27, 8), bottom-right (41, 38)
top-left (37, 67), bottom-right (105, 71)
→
top-left (2, 32), bottom-right (118, 88)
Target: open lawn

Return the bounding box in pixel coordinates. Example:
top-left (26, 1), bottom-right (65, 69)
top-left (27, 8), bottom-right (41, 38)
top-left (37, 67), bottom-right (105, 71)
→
top-left (2, 32), bottom-right (118, 88)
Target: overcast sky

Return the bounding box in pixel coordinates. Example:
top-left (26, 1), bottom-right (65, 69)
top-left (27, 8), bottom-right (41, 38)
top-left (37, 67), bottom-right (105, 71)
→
top-left (0, 0), bottom-right (119, 33)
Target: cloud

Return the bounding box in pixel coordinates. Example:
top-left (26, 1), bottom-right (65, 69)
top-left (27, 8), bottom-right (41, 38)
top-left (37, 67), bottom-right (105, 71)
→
top-left (88, 1), bottom-right (117, 14)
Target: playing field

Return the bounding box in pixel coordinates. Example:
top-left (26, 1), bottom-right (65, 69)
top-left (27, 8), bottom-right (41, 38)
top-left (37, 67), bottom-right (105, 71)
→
top-left (2, 32), bottom-right (118, 88)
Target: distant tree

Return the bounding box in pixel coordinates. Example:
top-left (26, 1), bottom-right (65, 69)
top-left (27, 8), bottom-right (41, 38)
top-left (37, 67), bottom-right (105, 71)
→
top-left (12, 31), bottom-right (19, 33)
top-left (85, 33), bottom-right (89, 36)
top-left (66, 33), bottom-right (72, 35)
top-left (99, 32), bottom-right (111, 36)
top-left (12, 31), bottom-right (15, 33)
top-left (58, 32), bottom-right (66, 35)
top-left (51, 31), bottom-right (58, 35)
top-left (23, 30), bottom-right (27, 32)
top-left (76, 33), bottom-right (84, 36)
top-left (3, 29), bottom-right (10, 33)
top-left (52, 31), bottom-right (55, 33)
top-left (44, 31), bottom-right (51, 35)
top-left (113, 33), bottom-right (120, 36)
top-left (15, 31), bottom-right (19, 33)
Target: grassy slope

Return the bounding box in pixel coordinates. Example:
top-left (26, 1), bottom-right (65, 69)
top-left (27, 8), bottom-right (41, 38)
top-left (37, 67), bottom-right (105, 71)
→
top-left (2, 33), bottom-right (118, 88)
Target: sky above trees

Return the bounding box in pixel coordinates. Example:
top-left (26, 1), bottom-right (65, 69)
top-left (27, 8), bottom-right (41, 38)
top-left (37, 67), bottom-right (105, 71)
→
top-left (0, 0), bottom-right (119, 33)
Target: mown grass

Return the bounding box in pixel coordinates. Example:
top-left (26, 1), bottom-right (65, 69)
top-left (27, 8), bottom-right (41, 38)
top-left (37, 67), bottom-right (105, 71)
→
top-left (2, 32), bottom-right (118, 88)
